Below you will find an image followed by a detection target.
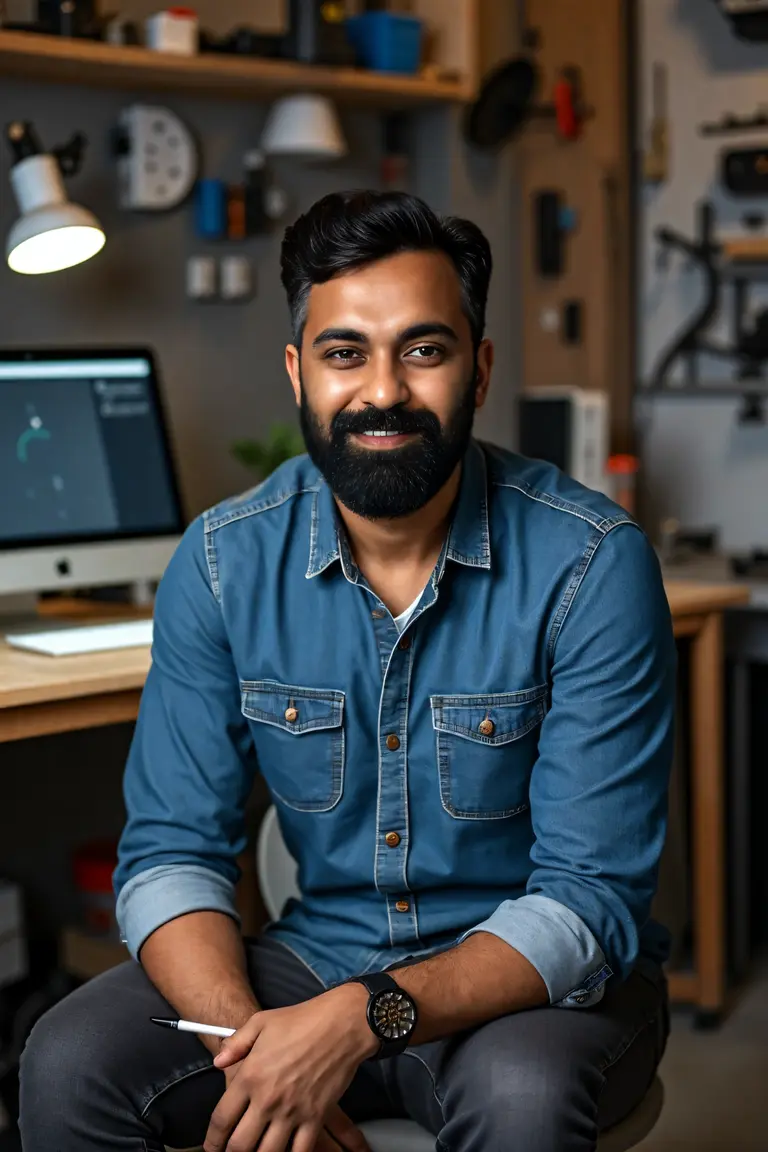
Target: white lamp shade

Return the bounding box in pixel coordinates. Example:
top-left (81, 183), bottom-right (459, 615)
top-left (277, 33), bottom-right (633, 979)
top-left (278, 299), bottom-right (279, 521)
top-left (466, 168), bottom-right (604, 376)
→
top-left (6, 153), bottom-right (105, 275)
top-left (260, 94), bottom-right (347, 160)
top-left (7, 202), bottom-right (105, 275)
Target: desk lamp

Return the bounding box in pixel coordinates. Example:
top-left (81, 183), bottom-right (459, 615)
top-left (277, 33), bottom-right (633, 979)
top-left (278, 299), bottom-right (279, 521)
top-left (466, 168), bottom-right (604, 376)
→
top-left (4, 120), bottom-right (105, 275)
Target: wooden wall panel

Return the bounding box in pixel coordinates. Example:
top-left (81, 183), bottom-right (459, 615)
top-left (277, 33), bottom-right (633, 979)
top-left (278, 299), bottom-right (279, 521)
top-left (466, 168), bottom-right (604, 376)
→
top-left (520, 0), bottom-right (633, 451)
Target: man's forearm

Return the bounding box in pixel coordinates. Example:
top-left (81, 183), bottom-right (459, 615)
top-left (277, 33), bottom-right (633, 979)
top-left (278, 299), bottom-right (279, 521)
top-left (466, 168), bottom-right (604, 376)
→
top-left (139, 911), bottom-right (259, 1057)
top-left (392, 931), bottom-right (548, 1045)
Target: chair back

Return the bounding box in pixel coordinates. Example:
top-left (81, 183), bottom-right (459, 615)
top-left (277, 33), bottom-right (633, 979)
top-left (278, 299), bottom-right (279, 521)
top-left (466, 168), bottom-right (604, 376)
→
top-left (257, 805), bottom-right (300, 920)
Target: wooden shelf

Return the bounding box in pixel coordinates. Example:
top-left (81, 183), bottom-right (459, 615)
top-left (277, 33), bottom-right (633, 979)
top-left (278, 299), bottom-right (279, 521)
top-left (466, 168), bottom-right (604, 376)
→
top-left (0, 30), bottom-right (471, 106)
top-left (721, 236), bottom-right (768, 263)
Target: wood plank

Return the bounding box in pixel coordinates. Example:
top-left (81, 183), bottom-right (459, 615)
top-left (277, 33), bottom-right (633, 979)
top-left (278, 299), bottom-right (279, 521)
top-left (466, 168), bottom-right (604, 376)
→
top-left (667, 971), bottom-right (699, 1003)
top-left (721, 236), bottom-right (768, 263)
top-left (689, 611), bottom-right (726, 1013)
top-left (672, 614), bottom-right (705, 640)
top-left (0, 689), bottom-right (142, 743)
top-left (0, 29), bottom-right (471, 106)
top-left (665, 580), bottom-right (751, 619)
top-left (0, 640), bottom-right (150, 711)
top-left (520, 0), bottom-right (634, 450)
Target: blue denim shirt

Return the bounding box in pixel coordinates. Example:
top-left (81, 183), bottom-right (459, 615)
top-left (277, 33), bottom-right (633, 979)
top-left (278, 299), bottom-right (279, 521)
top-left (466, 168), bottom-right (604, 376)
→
top-left (115, 441), bottom-right (675, 1006)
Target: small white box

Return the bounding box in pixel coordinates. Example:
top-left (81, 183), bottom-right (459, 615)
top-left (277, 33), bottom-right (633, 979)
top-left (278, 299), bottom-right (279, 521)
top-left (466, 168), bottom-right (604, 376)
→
top-left (0, 879), bottom-right (27, 989)
top-left (518, 387), bottom-right (610, 495)
top-left (146, 9), bottom-right (199, 56)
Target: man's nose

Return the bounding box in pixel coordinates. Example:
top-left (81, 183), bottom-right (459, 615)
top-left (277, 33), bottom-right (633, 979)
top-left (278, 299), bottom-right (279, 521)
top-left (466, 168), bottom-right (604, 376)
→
top-left (357, 353), bottom-right (411, 410)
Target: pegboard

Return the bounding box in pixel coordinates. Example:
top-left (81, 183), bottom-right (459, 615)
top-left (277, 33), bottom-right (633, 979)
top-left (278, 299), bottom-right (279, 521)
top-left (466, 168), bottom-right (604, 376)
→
top-left (518, 0), bottom-right (633, 451)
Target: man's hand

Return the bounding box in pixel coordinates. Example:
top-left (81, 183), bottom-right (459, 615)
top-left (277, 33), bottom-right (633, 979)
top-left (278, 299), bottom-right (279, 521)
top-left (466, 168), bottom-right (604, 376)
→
top-left (203, 983), bottom-right (377, 1152)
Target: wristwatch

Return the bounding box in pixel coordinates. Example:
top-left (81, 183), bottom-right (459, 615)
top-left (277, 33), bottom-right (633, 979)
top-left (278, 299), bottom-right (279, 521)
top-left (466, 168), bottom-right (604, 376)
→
top-left (348, 971), bottom-right (418, 1059)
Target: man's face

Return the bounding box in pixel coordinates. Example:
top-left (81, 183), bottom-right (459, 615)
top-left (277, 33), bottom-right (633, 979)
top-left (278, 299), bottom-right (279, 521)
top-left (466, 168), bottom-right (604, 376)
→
top-left (286, 249), bottom-right (492, 520)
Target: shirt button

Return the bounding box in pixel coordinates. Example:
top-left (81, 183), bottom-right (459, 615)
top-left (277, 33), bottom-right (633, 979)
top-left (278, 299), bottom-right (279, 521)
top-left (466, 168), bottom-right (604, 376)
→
top-left (395, 899), bottom-right (410, 913)
top-left (371, 608), bottom-right (386, 619)
top-left (385, 831), bottom-right (401, 848)
top-left (386, 733), bottom-right (400, 751)
top-left (478, 718), bottom-right (495, 736)
top-left (398, 635), bottom-right (411, 651)
top-left (285, 707), bottom-right (299, 723)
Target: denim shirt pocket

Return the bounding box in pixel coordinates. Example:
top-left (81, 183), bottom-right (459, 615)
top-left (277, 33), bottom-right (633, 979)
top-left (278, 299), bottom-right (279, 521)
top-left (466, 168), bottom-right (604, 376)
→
top-left (240, 680), bottom-right (345, 813)
top-left (430, 686), bottom-right (548, 819)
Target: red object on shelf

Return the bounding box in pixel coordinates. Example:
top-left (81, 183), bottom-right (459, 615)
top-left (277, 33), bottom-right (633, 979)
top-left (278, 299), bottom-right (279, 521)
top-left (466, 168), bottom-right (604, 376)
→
top-left (167, 7), bottom-right (198, 17)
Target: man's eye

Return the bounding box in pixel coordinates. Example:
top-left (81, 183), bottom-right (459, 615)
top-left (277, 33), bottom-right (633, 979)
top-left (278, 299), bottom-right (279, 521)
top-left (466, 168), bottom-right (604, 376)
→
top-left (407, 345), bottom-right (441, 360)
top-left (326, 348), bottom-right (362, 361)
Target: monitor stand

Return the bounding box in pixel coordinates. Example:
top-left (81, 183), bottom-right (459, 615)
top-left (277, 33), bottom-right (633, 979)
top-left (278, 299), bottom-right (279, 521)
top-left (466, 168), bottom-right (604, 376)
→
top-left (0, 583), bottom-right (154, 641)
top-left (0, 593), bottom-right (43, 635)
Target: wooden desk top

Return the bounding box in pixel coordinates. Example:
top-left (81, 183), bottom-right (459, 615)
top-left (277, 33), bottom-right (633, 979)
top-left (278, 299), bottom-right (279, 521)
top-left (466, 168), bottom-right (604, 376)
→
top-left (0, 580), bottom-right (752, 716)
top-left (0, 642), bottom-right (151, 710)
top-left (663, 579), bottom-right (751, 619)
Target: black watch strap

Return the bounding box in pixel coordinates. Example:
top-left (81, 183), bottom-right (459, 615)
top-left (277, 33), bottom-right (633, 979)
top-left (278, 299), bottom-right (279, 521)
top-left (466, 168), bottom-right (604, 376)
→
top-left (349, 971), bottom-right (416, 1059)
top-left (350, 971), bottom-right (400, 998)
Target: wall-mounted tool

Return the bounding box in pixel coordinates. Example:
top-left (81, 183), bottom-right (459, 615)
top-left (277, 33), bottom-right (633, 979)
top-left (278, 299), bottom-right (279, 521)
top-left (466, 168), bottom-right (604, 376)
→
top-left (113, 105), bottom-right (198, 212)
top-left (700, 107), bottom-right (768, 137)
top-left (643, 62), bottom-right (669, 184)
top-left (722, 147), bottom-right (768, 196)
top-left (562, 300), bottom-right (584, 345)
top-left (714, 1), bottom-right (768, 42)
top-left (465, 58), bottom-right (591, 149)
top-left (533, 190), bottom-right (578, 277)
top-left (648, 200), bottom-right (768, 422)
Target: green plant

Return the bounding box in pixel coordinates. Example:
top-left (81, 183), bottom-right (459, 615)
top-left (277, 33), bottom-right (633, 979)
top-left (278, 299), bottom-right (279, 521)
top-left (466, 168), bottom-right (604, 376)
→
top-left (231, 421), bottom-right (305, 481)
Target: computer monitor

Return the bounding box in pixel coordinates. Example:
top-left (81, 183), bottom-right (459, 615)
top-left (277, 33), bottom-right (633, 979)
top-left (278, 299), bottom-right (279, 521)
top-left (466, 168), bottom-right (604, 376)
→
top-left (0, 348), bottom-right (184, 608)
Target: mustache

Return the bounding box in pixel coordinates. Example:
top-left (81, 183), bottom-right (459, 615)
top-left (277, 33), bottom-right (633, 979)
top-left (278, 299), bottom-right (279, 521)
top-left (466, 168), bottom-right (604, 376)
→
top-left (331, 405), bottom-right (441, 439)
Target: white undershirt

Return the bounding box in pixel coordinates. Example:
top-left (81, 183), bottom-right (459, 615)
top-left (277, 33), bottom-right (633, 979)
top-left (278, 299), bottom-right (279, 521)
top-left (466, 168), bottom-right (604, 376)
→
top-left (393, 589), bottom-right (424, 633)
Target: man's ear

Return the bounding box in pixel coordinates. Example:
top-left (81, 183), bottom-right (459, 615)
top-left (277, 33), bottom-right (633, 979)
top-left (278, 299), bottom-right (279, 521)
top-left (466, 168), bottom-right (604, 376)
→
top-left (285, 345), bottom-right (301, 406)
top-left (474, 339), bottom-right (494, 410)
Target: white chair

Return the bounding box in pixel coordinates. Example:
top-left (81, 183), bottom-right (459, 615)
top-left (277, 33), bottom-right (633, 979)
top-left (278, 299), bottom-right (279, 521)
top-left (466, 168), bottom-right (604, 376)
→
top-left (256, 806), bottom-right (664, 1152)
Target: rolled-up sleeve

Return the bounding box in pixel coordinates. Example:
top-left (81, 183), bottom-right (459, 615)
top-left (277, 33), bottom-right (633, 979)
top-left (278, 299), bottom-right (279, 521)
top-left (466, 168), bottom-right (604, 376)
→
top-left (114, 515), bottom-right (257, 959)
top-left (462, 522), bottom-right (675, 1005)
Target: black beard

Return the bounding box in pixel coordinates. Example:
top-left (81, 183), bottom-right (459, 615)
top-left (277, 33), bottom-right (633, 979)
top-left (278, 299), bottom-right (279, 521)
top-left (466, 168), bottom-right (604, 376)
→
top-left (299, 375), bottom-right (477, 520)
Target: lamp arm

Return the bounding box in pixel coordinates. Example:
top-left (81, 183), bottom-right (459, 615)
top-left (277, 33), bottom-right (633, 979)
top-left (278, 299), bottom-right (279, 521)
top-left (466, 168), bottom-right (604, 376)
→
top-left (52, 132), bottom-right (88, 178)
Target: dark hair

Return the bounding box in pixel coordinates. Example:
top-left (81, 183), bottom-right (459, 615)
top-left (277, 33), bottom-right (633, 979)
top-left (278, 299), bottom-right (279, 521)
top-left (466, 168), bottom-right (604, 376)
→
top-left (280, 190), bottom-right (492, 350)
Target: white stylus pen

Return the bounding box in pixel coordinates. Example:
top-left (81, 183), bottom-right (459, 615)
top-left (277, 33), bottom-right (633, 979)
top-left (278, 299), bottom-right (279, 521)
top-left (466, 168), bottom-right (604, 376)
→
top-left (151, 1016), bottom-right (236, 1039)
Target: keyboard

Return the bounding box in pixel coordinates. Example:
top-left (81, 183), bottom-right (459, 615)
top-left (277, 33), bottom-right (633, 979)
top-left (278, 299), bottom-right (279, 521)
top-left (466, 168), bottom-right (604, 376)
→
top-left (4, 618), bottom-right (153, 657)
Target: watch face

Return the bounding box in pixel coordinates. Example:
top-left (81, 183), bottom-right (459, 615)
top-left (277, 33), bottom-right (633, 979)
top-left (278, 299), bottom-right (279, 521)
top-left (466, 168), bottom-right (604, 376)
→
top-left (371, 989), bottom-right (416, 1041)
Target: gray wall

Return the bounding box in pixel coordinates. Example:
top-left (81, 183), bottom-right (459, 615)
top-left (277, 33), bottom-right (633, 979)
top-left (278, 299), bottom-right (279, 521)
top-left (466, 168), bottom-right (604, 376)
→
top-left (638, 0), bottom-right (768, 550)
top-left (0, 24), bottom-right (520, 937)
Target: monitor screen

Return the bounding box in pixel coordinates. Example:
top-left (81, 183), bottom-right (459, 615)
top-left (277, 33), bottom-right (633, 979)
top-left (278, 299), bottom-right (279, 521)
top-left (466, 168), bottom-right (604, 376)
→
top-left (0, 350), bottom-right (184, 550)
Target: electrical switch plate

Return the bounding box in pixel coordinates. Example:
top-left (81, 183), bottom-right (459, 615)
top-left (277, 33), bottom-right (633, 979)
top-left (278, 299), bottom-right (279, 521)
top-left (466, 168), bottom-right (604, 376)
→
top-left (186, 255), bottom-right (217, 300)
top-left (115, 105), bottom-right (198, 212)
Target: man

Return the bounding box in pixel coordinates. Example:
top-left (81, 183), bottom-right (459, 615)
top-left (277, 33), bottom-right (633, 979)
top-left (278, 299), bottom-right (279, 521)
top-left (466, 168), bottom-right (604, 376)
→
top-left (20, 191), bottom-right (674, 1152)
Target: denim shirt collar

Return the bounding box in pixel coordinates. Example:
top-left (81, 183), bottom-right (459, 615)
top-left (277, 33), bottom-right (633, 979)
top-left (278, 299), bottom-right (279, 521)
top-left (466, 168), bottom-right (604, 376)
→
top-left (305, 439), bottom-right (492, 581)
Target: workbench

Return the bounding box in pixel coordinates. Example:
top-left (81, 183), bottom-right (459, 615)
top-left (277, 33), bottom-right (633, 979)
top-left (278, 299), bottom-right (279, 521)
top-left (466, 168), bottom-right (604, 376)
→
top-left (0, 580), bottom-right (750, 1021)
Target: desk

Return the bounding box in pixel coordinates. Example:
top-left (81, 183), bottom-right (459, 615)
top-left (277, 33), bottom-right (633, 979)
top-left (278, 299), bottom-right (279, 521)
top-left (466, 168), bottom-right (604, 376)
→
top-left (0, 644), bottom-right (149, 744)
top-left (0, 582), bottom-right (750, 1020)
top-left (663, 580), bottom-right (750, 1023)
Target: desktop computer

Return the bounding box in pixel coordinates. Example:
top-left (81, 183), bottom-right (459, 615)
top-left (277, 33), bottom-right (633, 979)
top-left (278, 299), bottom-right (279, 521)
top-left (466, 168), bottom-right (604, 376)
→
top-left (0, 347), bottom-right (184, 653)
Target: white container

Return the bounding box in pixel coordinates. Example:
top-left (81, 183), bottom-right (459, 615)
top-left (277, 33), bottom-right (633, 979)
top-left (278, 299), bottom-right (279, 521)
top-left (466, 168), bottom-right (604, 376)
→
top-left (145, 9), bottom-right (199, 56)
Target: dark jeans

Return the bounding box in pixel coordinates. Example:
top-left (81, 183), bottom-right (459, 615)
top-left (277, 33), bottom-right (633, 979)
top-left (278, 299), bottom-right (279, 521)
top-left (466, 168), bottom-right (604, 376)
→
top-left (18, 935), bottom-right (668, 1152)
